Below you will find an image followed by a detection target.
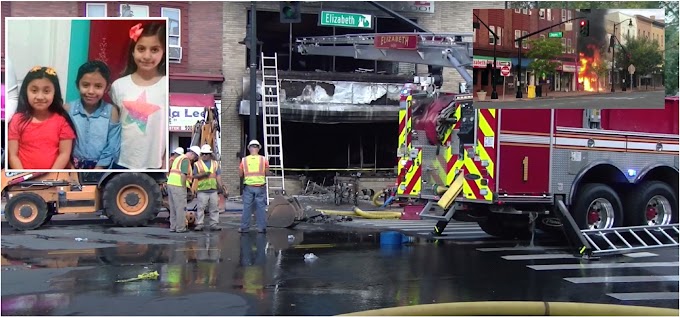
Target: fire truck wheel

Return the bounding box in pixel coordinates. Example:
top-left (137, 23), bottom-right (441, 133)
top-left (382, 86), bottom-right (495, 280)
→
top-left (624, 181), bottom-right (678, 227)
top-left (103, 173), bottom-right (162, 227)
top-left (573, 183), bottom-right (623, 230)
top-left (5, 193), bottom-right (49, 231)
top-left (478, 215), bottom-right (532, 240)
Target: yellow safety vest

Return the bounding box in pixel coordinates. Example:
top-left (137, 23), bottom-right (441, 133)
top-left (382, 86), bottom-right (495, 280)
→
top-left (195, 160), bottom-right (218, 191)
top-left (167, 155), bottom-right (191, 187)
top-left (242, 155), bottom-right (266, 186)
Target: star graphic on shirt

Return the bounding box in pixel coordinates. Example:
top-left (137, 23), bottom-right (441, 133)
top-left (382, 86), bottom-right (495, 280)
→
top-left (123, 91), bottom-right (161, 133)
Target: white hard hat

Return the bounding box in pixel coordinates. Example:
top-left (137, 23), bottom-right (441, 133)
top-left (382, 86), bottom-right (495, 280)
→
top-left (248, 140), bottom-right (261, 147)
top-left (173, 147), bottom-right (184, 155)
top-left (200, 144), bottom-right (212, 154)
top-left (189, 146), bottom-right (202, 155)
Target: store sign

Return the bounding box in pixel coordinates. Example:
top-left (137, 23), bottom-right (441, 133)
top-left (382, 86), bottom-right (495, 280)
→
top-left (473, 58), bottom-right (512, 69)
top-left (374, 34), bottom-right (418, 50)
top-left (557, 62), bottom-right (577, 73)
top-left (389, 1), bottom-right (435, 14)
top-left (169, 106), bottom-right (207, 132)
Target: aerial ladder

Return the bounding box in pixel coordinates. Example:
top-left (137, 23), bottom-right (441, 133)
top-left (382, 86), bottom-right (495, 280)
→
top-left (296, 32), bottom-right (474, 90)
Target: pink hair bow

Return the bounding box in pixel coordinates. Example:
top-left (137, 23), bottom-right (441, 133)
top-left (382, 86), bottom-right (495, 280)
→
top-left (129, 23), bottom-right (143, 42)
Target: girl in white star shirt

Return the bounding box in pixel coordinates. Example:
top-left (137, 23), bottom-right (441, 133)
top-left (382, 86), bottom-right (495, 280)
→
top-left (110, 22), bottom-right (168, 170)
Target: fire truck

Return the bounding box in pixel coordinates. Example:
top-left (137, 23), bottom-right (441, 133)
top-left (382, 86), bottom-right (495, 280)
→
top-left (297, 32), bottom-right (679, 257)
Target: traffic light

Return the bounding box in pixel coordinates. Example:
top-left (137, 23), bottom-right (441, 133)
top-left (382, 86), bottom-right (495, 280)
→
top-left (280, 1), bottom-right (301, 23)
top-left (579, 20), bottom-right (589, 37)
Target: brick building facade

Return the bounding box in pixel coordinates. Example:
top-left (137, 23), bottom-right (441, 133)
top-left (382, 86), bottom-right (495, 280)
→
top-left (472, 8), bottom-right (578, 97)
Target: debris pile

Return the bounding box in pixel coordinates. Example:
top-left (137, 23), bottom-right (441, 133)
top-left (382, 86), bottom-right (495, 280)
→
top-left (305, 213), bottom-right (354, 224)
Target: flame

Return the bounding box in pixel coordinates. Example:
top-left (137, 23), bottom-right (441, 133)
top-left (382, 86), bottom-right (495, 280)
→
top-left (577, 44), bottom-right (606, 92)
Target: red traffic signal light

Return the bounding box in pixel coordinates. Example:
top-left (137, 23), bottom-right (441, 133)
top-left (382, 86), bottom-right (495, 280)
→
top-left (580, 20), bottom-right (586, 26)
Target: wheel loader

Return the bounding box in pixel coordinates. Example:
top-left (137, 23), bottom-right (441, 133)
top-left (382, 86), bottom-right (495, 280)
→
top-left (1, 170), bottom-right (167, 230)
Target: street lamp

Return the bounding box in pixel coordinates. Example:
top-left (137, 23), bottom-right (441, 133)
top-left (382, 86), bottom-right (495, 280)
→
top-left (610, 18), bottom-right (633, 93)
top-left (473, 13), bottom-right (499, 99)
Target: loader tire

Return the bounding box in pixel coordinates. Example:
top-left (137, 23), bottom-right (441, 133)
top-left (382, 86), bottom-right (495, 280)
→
top-left (103, 173), bottom-right (161, 227)
top-left (5, 193), bottom-right (49, 231)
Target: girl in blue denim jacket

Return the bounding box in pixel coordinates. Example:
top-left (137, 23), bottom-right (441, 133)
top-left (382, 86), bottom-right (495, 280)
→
top-left (65, 61), bottom-right (121, 169)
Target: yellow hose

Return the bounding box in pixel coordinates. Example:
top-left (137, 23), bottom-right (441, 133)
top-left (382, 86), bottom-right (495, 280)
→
top-left (371, 191), bottom-right (384, 207)
top-left (339, 301), bottom-right (679, 316)
top-left (353, 207), bottom-right (401, 219)
top-left (318, 208), bottom-right (402, 219)
top-left (318, 210), bottom-right (356, 217)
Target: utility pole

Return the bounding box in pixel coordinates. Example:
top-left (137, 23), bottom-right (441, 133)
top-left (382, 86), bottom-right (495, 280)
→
top-left (248, 2), bottom-right (258, 143)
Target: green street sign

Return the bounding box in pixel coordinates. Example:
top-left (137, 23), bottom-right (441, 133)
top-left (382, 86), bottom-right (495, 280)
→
top-left (548, 32), bottom-right (563, 38)
top-left (319, 11), bottom-right (372, 29)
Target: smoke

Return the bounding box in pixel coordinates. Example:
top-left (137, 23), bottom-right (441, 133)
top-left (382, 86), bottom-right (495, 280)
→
top-left (577, 9), bottom-right (608, 57)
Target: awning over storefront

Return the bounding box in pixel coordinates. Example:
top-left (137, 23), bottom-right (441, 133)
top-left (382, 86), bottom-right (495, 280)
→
top-left (169, 93), bottom-right (216, 132)
top-left (473, 55), bottom-right (512, 69)
top-left (239, 100), bottom-right (399, 124)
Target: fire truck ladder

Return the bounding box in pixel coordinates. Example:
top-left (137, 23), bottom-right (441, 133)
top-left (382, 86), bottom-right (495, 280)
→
top-left (555, 201), bottom-right (680, 258)
top-left (260, 53), bottom-right (285, 203)
top-left (296, 32), bottom-right (474, 88)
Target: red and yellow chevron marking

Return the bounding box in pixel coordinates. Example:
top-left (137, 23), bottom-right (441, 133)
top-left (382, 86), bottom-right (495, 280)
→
top-left (429, 153), bottom-right (448, 186)
top-left (444, 104), bottom-right (462, 186)
top-left (398, 107), bottom-right (407, 154)
top-left (441, 104), bottom-right (462, 147)
top-left (406, 96), bottom-right (413, 149)
top-left (475, 108), bottom-right (497, 201)
top-left (398, 149), bottom-right (422, 196)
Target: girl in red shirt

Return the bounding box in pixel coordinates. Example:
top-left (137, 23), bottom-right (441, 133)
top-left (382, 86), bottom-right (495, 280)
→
top-left (7, 66), bottom-right (77, 170)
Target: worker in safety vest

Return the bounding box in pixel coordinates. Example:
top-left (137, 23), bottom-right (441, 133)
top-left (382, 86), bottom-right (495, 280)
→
top-left (191, 144), bottom-right (225, 231)
top-left (238, 140), bottom-right (269, 233)
top-left (167, 145), bottom-right (201, 233)
top-left (169, 147), bottom-right (184, 163)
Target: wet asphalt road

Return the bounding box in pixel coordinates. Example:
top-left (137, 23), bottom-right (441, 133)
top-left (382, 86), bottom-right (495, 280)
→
top-left (1, 216), bottom-right (678, 315)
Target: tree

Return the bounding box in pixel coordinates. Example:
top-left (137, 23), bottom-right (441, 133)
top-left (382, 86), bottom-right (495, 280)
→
top-left (525, 38), bottom-right (563, 96)
top-left (663, 1), bottom-right (679, 95)
top-left (616, 35), bottom-right (663, 89)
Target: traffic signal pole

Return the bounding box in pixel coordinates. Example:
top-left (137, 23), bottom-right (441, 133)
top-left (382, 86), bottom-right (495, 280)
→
top-left (249, 2), bottom-right (258, 142)
top-left (473, 12), bottom-right (500, 100)
top-left (514, 16), bottom-right (585, 98)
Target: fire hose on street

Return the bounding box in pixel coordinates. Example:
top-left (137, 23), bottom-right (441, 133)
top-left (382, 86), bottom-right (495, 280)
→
top-left (339, 301), bottom-right (679, 316)
top-left (319, 207), bottom-right (402, 219)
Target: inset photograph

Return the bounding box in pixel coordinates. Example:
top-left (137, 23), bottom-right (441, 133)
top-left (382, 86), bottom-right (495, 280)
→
top-left (472, 8), bottom-right (665, 108)
top-left (4, 17), bottom-right (169, 171)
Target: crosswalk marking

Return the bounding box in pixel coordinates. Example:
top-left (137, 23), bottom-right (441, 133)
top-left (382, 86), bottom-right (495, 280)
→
top-left (528, 262), bottom-right (680, 271)
top-left (334, 218), bottom-right (678, 304)
top-left (624, 252), bottom-right (659, 258)
top-left (502, 253), bottom-right (575, 260)
top-left (477, 246), bottom-right (569, 252)
top-left (606, 292), bottom-right (680, 301)
top-left (564, 275), bottom-right (680, 284)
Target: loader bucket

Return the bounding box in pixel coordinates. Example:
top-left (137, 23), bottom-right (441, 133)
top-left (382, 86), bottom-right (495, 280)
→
top-left (267, 193), bottom-right (305, 228)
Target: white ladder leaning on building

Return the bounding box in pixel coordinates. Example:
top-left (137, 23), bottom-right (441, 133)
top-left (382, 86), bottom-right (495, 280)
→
top-left (260, 52), bottom-right (285, 204)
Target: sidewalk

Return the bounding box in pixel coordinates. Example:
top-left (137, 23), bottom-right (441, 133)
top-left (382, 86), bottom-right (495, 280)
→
top-left (475, 87), bottom-right (664, 103)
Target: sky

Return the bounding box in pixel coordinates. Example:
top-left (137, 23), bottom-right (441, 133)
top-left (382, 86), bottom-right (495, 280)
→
top-left (610, 9), bottom-right (665, 20)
